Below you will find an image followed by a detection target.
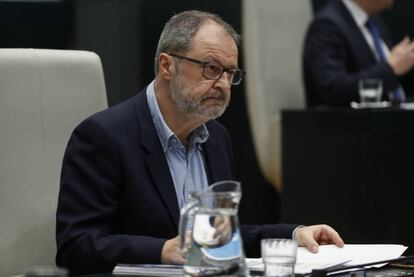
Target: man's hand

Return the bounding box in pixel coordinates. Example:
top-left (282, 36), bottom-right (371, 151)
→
top-left (388, 37), bottom-right (414, 76)
top-left (213, 215), bottom-right (232, 245)
top-left (294, 224), bottom-right (344, 253)
top-left (161, 236), bottom-right (186, 264)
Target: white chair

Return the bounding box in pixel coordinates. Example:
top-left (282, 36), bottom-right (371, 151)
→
top-left (0, 49), bottom-right (108, 276)
top-left (243, 0), bottom-right (311, 191)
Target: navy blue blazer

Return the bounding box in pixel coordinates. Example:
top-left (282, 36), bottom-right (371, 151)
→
top-left (303, 0), bottom-right (413, 107)
top-left (56, 88), bottom-right (297, 275)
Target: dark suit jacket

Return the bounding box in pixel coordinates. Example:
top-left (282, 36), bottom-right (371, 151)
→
top-left (303, 0), bottom-right (414, 107)
top-left (56, 87), bottom-right (297, 275)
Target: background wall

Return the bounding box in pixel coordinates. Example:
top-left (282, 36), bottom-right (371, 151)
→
top-left (243, 0), bottom-right (310, 192)
top-left (1, 0), bottom-right (414, 225)
top-left (0, 0), bottom-right (280, 225)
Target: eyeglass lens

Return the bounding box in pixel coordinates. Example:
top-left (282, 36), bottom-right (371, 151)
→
top-left (203, 62), bottom-right (242, 85)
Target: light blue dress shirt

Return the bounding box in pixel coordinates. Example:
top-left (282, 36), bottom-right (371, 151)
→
top-left (146, 81), bottom-right (209, 209)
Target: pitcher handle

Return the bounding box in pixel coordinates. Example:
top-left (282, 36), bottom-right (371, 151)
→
top-left (178, 198), bottom-right (199, 251)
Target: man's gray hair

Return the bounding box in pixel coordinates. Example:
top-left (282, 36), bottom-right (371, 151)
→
top-left (154, 10), bottom-right (240, 75)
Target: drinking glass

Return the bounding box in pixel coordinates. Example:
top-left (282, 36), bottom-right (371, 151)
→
top-left (359, 78), bottom-right (383, 106)
top-left (261, 239), bottom-right (297, 277)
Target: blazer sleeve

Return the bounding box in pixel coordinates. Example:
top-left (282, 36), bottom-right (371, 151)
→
top-left (303, 18), bottom-right (400, 106)
top-left (56, 117), bottom-right (165, 275)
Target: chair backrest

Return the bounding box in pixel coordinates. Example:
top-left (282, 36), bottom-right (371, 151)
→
top-left (0, 49), bottom-right (108, 276)
top-left (243, 0), bottom-right (311, 191)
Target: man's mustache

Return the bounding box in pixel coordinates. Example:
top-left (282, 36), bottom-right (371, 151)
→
top-left (202, 90), bottom-right (227, 100)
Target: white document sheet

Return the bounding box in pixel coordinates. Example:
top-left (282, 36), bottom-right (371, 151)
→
top-left (247, 244), bottom-right (408, 275)
top-left (400, 102), bottom-right (414, 110)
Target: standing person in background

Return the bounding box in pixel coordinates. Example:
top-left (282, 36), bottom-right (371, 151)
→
top-left (303, 0), bottom-right (414, 107)
top-left (56, 10), bottom-right (344, 275)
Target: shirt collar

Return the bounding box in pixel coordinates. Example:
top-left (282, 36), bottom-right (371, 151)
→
top-left (342, 0), bottom-right (369, 28)
top-left (146, 80), bottom-right (209, 152)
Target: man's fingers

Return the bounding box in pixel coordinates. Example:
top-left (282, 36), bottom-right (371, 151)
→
top-left (161, 236), bottom-right (186, 264)
top-left (399, 36), bottom-right (410, 46)
top-left (303, 235), bottom-right (319, 253)
top-left (318, 225), bottom-right (345, 247)
top-left (296, 227), bottom-right (319, 253)
top-left (295, 225), bottom-right (345, 253)
top-left (329, 229), bottom-right (345, 247)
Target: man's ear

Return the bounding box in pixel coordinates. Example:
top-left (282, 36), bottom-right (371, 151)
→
top-left (158, 53), bottom-right (175, 80)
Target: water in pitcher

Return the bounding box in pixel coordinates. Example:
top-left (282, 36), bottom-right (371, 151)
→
top-left (179, 181), bottom-right (247, 276)
top-left (183, 209), bottom-right (246, 276)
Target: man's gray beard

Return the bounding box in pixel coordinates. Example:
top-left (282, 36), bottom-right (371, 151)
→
top-left (170, 76), bottom-right (230, 119)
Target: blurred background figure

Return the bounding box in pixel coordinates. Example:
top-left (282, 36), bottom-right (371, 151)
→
top-left (303, 0), bottom-right (414, 107)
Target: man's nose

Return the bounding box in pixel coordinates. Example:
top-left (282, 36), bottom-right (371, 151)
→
top-left (213, 72), bottom-right (231, 90)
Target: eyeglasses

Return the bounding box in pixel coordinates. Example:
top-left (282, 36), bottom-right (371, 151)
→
top-left (169, 53), bottom-right (245, 85)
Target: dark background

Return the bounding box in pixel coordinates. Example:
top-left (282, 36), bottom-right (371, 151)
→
top-left (1, 0), bottom-right (413, 226)
top-left (312, 0), bottom-right (414, 43)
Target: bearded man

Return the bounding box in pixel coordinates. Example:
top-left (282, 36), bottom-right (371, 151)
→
top-left (56, 10), bottom-right (344, 275)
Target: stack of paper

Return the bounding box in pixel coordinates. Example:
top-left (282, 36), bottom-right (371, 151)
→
top-left (246, 244), bottom-right (408, 275)
top-left (113, 264), bottom-right (183, 276)
top-left (113, 244), bottom-right (407, 276)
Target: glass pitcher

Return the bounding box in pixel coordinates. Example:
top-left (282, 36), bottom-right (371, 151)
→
top-left (179, 180), bottom-right (247, 277)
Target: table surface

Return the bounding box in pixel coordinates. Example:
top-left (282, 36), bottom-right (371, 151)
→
top-left (74, 265), bottom-right (414, 277)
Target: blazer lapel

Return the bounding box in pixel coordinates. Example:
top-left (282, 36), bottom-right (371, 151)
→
top-left (133, 90), bottom-right (180, 228)
top-left (203, 129), bottom-right (221, 185)
top-left (336, 0), bottom-right (377, 64)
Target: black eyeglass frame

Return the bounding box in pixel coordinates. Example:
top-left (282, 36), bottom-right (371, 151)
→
top-left (168, 53), bottom-right (245, 85)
